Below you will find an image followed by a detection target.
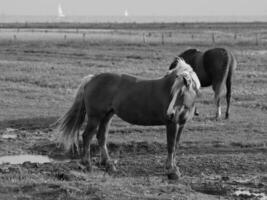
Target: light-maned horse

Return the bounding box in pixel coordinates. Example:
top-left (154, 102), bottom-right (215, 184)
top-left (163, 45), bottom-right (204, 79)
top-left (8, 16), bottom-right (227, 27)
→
top-left (56, 58), bottom-right (200, 179)
top-left (169, 48), bottom-right (237, 119)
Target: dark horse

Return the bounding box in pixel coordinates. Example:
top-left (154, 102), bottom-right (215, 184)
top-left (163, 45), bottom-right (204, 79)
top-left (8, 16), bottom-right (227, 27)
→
top-left (56, 58), bottom-right (200, 179)
top-left (169, 48), bottom-right (237, 119)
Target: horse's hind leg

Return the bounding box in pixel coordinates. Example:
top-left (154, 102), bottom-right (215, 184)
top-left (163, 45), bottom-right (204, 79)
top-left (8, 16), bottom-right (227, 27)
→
top-left (215, 98), bottom-right (221, 119)
top-left (225, 72), bottom-right (232, 119)
top-left (81, 117), bottom-right (99, 171)
top-left (212, 84), bottom-right (222, 120)
top-left (96, 111), bottom-right (115, 172)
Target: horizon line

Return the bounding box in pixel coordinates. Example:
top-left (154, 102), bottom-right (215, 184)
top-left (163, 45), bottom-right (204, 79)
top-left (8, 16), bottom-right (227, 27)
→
top-left (1, 14), bottom-right (267, 17)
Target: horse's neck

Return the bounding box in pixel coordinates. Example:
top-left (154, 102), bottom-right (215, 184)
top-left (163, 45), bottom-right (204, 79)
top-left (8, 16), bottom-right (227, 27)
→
top-left (161, 74), bottom-right (177, 93)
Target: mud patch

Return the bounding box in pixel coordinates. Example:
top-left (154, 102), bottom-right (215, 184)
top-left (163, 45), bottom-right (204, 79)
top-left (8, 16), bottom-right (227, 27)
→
top-left (191, 182), bottom-right (229, 196)
top-left (0, 117), bottom-right (57, 130)
top-left (0, 183), bottom-right (71, 200)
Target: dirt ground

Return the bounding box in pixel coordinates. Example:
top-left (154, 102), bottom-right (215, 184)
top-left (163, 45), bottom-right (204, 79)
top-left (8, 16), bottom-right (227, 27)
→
top-left (0, 24), bottom-right (266, 199)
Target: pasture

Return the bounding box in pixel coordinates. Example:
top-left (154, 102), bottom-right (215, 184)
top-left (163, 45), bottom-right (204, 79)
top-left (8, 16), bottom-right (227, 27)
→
top-left (0, 23), bottom-right (266, 199)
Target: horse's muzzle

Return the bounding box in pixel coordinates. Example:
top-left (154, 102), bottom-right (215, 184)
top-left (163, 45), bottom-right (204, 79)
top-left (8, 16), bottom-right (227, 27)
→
top-left (167, 111), bottom-right (175, 122)
top-left (166, 106), bottom-right (185, 123)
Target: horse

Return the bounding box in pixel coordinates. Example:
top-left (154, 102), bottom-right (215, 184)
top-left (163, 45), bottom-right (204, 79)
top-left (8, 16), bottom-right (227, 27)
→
top-left (55, 58), bottom-right (200, 179)
top-left (169, 48), bottom-right (237, 119)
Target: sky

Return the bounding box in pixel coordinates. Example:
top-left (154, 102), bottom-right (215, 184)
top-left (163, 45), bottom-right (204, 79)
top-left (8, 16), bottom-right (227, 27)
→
top-left (0, 0), bottom-right (267, 16)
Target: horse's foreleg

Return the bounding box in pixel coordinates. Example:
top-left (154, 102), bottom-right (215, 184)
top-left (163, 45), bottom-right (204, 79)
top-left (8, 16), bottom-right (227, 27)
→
top-left (174, 124), bottom-right (185, 162)
top-left (96, 112), bottom-right (116, 172)
top-left (81, 118), bottom-right (98, 171)
top-left (165, 123), bottom-right (180, 179)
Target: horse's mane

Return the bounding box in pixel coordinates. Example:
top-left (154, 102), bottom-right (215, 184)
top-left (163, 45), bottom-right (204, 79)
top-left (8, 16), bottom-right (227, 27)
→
top-left (168, 57), bottom-right (201, 96)
top-left (168, 58), bottom-right (192, 74)
top-left (179, 48), bottom-right (200, 58)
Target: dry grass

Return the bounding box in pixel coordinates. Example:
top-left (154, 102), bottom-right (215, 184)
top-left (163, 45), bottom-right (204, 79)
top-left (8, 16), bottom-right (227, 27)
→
top-left (0, 24), bottom-right (266, 199)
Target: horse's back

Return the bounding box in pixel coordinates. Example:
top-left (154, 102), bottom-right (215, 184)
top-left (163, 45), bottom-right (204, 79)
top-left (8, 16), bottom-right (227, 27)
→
top-left (83, 73), bottom-right (122, 114)
top-left (86, 72), bottom-right (140, 89)
top-left (86, 73), bottom-right (121, 91)
top-left (203, 48), bottom-right (228, 70)
top-left (83, 73), bottom-right (165, 121)
top-left (203, 48), bottom-right (230, 83)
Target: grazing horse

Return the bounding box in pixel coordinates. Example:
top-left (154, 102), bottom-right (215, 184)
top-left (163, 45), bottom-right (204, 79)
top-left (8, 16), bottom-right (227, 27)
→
top-left (169, 48), bottom-right (237, 119)
top-left (56, 58), bottom-right (200, 179)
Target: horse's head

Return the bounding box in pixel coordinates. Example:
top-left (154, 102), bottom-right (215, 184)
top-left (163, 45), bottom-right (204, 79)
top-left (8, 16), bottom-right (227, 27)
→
top-left (169, 49), bottom-right (200, 70)
top-left (166, 57), bottom-right (200, 124)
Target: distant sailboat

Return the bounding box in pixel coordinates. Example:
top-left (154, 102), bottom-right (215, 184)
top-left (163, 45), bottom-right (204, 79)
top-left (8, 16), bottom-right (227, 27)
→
top-left (58, 4), bottom-right (65, 18)
top-left (124, 9), bottom-right (129, 17)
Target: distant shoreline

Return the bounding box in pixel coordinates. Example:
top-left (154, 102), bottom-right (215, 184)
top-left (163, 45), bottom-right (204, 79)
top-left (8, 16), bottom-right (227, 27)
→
top-left (0, 15), bottom-right (267, 24)
top-left (0, 21), bottom-right (267, 30)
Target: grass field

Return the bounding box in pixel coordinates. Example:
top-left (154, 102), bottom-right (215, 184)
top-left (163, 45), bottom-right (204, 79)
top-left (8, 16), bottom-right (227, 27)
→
top-left (0, 23), bottom-right (266, 199)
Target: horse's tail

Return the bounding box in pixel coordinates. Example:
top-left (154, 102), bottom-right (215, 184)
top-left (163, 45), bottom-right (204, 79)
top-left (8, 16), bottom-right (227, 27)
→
top-left (213, 49), bottom-right (231, 103)
top-left (55, 74), bottom-right (94, 150)
top-left (226, 52), bottom-right (237, 98)
top-left (225, 52), bottom-right (237, 118)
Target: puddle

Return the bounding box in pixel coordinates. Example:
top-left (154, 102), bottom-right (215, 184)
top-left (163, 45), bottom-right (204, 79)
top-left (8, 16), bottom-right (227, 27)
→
top-left (247, 50), bottom-right (267, 56)
top-left (1, 128), bottom-right (18, 139)
top-left (1, 134), bottom-right (17, 139)
top-left (5, 128), bottom-right (16, 132)
top-left (234, 188), bottom-right (267, 200)
top-left (0, 155), bottom-right (53, 164)
top-left (233, 176), bottom-right (258, 184)
top-left (256, 50), bottom-right (267, 56)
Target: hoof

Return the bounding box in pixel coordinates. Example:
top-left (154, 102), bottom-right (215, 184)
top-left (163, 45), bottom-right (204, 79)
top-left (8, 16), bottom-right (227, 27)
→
top-left (69, 144), bottom-right (80, 158)
top-left (166, 167), bottom-right (181, 180)
top-left (80, 160), bottom-right (92, 172)
top-left (215, 116), bottom-right (221, 121)
top-left (105, 161), bottom-right (117, 173)
top-left (85, 165), bottom-right (93, 172)
top-left (215, 113), bottom-right (222, 121)
top-left (167, 172), bottom-right (180, 180)
top-left (99, 160), bottom-right (117, 173)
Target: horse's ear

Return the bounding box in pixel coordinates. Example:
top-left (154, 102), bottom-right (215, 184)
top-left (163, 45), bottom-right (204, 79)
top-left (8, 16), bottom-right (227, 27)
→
top-left (169, 57), bottom-right (178, 70)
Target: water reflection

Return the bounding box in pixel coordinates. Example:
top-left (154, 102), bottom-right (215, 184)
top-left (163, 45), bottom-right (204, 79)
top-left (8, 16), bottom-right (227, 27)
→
top-left (1, 134), bottom-right (17, 139)
top-left (0, 155), bottom-right (52, 164)
top-left (1, 128), bottom-right (18, 139)
top-left (234, 188), bottom-right (267, 200)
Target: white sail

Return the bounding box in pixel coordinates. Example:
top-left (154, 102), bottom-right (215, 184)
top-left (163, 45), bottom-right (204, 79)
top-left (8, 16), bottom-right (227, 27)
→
top-left (58, 4), bottom-right (65, 18)
top-left (124, 9), bottom-right (128, 17)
